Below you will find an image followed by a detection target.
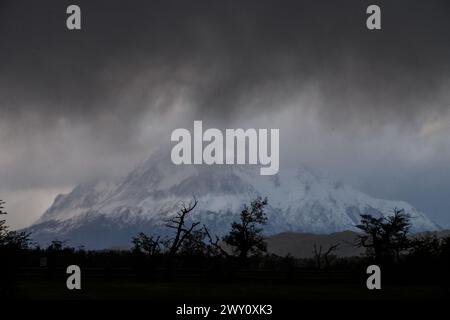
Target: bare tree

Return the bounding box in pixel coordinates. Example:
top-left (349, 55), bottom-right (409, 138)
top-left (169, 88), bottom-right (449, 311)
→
top-left (132, 233), bottom-right (162, 256)
top-left (313, 243), bottom-right (323, 269)
top-left (179, 229), bottom-right (208, 256)
top-left (166, 197), bottom-right (200, 257)
top-left (323, 243), bottom-right (339, 269)
top-left (313, 243), bottom-right (339, 269)
top-left (203, 225), bottom-right (230, 257)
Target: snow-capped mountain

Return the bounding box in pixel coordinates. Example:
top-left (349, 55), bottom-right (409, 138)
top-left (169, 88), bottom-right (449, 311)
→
top-left (25, 150), bottom-right (439, 248)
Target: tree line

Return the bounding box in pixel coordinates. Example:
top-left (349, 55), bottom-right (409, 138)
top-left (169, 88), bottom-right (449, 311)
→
top-left (1, 197), bottom-right (450, 264)
top-left (131, 196), bottom-right (269, 262)
top-left (1, 196), bottom-right (450, 296)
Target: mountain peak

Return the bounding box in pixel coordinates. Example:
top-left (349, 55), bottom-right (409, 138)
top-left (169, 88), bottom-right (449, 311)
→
top-left (26, 149), bottom-right (439, 248)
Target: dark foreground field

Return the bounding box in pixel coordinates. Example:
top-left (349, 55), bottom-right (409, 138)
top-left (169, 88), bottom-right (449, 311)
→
top-left (13, 279), bottom-right (448, 301)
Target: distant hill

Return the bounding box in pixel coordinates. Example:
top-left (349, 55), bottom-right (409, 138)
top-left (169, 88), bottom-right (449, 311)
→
top-left (266, 231), bottom-right (363, 258)
top-left (265, 230), bottom-right (450, 258)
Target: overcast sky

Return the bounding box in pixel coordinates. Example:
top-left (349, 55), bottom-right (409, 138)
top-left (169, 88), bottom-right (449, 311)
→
top-left (1, 0), bottom-right (450, 229)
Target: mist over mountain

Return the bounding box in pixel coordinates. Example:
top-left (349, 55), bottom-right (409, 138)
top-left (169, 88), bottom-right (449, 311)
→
top-left (25, 149), bottom-right (439, 249)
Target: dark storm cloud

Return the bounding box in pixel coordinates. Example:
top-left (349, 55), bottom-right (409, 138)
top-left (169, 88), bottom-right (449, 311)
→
top-left (1, 0), bottom-right (449, 124)
top-left (1, 0), bottom-right (450, 228)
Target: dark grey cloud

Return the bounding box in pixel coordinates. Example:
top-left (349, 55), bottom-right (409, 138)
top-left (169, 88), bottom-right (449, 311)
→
top-left (1, 0), bottom-right (449, 122)
top-left (1, 0), bottom-right (450, 228)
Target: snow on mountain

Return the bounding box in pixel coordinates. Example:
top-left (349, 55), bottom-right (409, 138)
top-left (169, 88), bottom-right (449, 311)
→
top-left (25, 149), bottom-right (440, 248)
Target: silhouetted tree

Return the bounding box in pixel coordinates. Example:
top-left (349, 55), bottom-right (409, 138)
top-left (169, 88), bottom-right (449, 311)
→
top-left (409, 234), bottom-right (441, 259)
top-left (0, 199), bottom-right (9, 297)
top-left (0, 200), bottom-right (31, 249)
top-left (356, 208), bottom-right (411, 263)
top-left (441, 236), bottom-right (450, 258)
top-left (179, 229), bottom-right (208, 256)
top-left (203, 225), bottom-right (230, 257)
top-left (2, 231), bottom-right (32, 250)
top-left (0, 199), bottom-right (32, 298)
top-left (223, 197), bottom-right (268, 260)
top-left (0, 200), bottom-right (8, 243)
top-left (47, 240), bottom-right (64, 251)
top-left (313, 243), bottom-right (340, 269)
top-left (166, 197), bottom-right (200, 257)
top-left (132, 233), bottom-right (162, 255)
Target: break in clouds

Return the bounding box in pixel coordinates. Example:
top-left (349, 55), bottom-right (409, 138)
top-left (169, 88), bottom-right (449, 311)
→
top-left (1, 0), bottom-right (450, 228)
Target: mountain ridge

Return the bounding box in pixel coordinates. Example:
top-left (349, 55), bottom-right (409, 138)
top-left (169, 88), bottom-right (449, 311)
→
top-left (25, 149), bottom-right (440, 248)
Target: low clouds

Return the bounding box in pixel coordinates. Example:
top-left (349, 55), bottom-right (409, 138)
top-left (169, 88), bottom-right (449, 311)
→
top-left (1, 0), bottom-right (450, 228)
